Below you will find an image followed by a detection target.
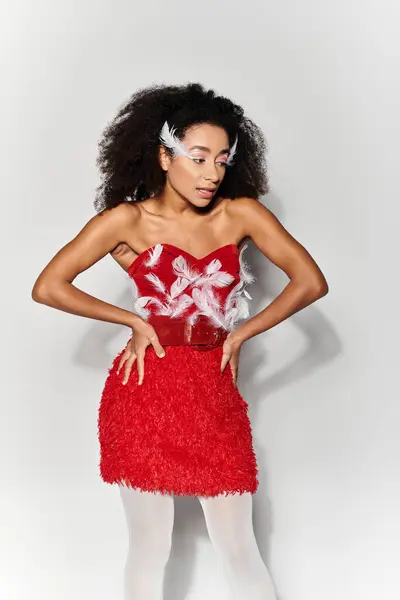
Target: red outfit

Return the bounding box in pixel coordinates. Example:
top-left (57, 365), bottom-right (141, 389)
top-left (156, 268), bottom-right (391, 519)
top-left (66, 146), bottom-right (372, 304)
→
top-left (98, 243), bottom-right (259, 497)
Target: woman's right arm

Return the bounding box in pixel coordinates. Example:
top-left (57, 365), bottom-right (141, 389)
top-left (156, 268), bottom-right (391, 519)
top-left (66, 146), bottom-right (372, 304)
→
top-left (31, 203), bottom-right (139, 330)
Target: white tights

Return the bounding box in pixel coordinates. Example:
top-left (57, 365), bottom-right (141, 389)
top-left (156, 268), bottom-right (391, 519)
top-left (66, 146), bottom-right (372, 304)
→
top-left (119, 486), bottom-right (277, 600)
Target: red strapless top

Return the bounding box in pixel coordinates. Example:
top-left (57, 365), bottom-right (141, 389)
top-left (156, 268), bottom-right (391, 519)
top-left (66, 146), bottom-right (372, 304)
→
top-left (127, 243), bottom-right (254, 332)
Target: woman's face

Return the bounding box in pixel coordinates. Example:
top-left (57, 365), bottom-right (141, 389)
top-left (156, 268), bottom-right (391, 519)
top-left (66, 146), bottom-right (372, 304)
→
top-left (159, 123), bottom-right (230, 207)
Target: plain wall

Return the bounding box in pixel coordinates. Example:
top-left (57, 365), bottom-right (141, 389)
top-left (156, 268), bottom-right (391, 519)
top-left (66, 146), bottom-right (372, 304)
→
top-left (1, 1), bottom-right (396, 599)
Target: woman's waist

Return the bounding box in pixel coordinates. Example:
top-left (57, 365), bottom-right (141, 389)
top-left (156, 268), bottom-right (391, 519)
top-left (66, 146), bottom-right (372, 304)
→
top-left (147, 314), bottom-right (228, 351)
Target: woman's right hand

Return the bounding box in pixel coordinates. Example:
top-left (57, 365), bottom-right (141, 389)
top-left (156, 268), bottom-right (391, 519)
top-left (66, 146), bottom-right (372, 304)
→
top-left (117, 318), bottom-right (165, 386)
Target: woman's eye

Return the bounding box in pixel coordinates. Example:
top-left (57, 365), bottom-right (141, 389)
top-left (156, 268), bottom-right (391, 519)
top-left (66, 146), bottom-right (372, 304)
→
top-left (192, 158), bottom-right (228, 167)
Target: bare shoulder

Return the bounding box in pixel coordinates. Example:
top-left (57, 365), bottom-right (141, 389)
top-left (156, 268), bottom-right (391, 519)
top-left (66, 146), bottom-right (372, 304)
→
top-left (96, 201), bottom-right (139, 229)
top-left (224, 196), bottom-right (279, 237)
top-left (225, 197), bottom-right (328, 293)
top-left (225, 196), bottom-right (272, 220)
top-left (90, 202), bottom-right (140, 252)
top-left (104, 202), bottom-right (141, 270)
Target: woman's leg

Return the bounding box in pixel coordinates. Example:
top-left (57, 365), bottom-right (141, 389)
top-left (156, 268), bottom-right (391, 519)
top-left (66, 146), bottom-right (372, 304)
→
top-left (198, 492), bottom-right (277, 600)
top-left (119, 486), bottom-right (175, 600)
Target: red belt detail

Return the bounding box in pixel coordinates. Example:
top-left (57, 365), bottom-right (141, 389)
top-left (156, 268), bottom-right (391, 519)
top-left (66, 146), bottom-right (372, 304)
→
top-left (147, 315), bottom-right (228, 351)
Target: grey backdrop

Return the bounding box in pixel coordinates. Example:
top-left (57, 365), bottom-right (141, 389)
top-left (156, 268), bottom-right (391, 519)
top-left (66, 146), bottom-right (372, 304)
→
top-left (1, 1), bottom-right (394, 599)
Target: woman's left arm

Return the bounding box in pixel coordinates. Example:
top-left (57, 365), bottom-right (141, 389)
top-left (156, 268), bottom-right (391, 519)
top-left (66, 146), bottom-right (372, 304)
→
top-left (230, 197), bottom-right (329, 345)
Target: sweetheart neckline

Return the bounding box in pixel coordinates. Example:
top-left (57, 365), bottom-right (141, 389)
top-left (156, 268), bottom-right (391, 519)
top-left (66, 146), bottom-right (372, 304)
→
top-left (127, 243), bottom-right (239, 273)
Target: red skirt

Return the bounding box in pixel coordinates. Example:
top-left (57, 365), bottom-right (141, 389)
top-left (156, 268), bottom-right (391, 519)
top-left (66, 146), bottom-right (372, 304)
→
top-left (98, 341), bottom-right (259, 497)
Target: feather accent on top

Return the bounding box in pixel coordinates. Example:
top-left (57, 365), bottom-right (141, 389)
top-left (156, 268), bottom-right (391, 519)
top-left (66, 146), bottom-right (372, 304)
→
top-left (145, 243), bottom-right (164, 267)
top-left (131, 278), bottom-right (139, 302)
top-left (144, 272), bottom-right (167, 294)
top-left (194, 270), bottom-right (235, 288)
top-left (159, 121), bottom-right (191, 159)
top-left (130, 240), bottom-right (255, 330)
top-left (239, 244), bottom-right (256, 285)
top-left (170, 294), bottom-right (194, 317)
top-left (205, 258), bottom-right (222, 275)
top-left (172, 255), bottom-right (201, 282)
top-left (225, 280), bottom-right (244, 314)
top-left (151, 293), bottom-right (194, 317)
top-left (224, 280), bottom-right (245, 330)
top-left (191, 287), bottom-right (227, 330)
top-left (133, 296), bottom-right (152, 319)
top-left (187, 311), bottom-right (200, 327)
top-left (169, 276), bottom-right (191, 300)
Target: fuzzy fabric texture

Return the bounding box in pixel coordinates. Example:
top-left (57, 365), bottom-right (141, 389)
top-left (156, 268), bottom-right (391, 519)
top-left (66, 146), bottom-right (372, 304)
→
top-left (98, 344), bottom-right (259, 497)
top-left (97, 243), bottom-right (259, 497)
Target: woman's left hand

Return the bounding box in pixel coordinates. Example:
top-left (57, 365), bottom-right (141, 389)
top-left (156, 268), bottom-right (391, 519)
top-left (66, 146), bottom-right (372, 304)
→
top-left (220, 332), bottom-right (244, 386)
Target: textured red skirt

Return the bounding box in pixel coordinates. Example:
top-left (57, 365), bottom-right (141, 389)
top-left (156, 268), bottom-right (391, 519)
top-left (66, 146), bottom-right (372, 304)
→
top-left (98, 341), bottom-right (259, 497)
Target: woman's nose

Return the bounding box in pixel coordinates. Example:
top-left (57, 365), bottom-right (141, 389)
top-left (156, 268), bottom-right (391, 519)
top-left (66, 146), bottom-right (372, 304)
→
top-left (204, 166), bottom-right (219, 182)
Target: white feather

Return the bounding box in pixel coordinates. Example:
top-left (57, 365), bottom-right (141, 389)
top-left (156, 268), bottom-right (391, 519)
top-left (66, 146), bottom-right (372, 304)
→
top-left (144, 272), bottom-right (167, 294)
top-left (194, 271), bottom-right (235, 288)
top-left (133, 296), bottom-right (151, 319)
top-left (135, 296), bottom-right (149, 308)
top-left (205, 258), bottom-right (222, 275)
top-left (131, 278), bottom-right (139, 302)
top-left (159, 121), bottom-right (191, 158)
top-left (226, 134), bottom-right (238, 166)
top-left (233, 295), bottom-right (250, 322)
top-left (191, 287), bottom-right (228, 330)
top-left (131, 239), bottom-right (254, 331)
top-left (224, 280), bottom-right (244, 314)
top-left (187, 311), bottom-right (200, 326)
top-left (172, 255), bottom-right (201, 281)
top-left (153, 301), bottom-right (173, 316)
top-left (169, 276), bottom-right (191, 299)
top-left (224, 283), bottom-right (252, 329)
top-left (170, 294), bottom-right (194, 317)
top-left (145, 243), bottom-right (163, 267)
top-left (239, 244), bottom-right (256, 285)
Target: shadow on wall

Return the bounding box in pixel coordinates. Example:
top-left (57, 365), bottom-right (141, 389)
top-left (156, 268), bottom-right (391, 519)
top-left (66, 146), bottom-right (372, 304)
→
top-left (71, 192), bottom-right (342, 600)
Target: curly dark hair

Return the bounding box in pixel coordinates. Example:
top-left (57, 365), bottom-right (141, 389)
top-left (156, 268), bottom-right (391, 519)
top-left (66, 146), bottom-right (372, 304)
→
top-left (94, 82), bottom-right (269, 213)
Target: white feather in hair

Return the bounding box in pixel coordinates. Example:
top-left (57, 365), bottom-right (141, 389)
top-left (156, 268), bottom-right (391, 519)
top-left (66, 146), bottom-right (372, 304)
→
top-left (159, 122), bottom-right (192, 159)
top-left (226, 134), bottom-right (238, 166)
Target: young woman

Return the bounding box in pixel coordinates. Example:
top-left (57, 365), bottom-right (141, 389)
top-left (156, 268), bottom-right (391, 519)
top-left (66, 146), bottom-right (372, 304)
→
top-left (32, 82), bottom-right (328, 600)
